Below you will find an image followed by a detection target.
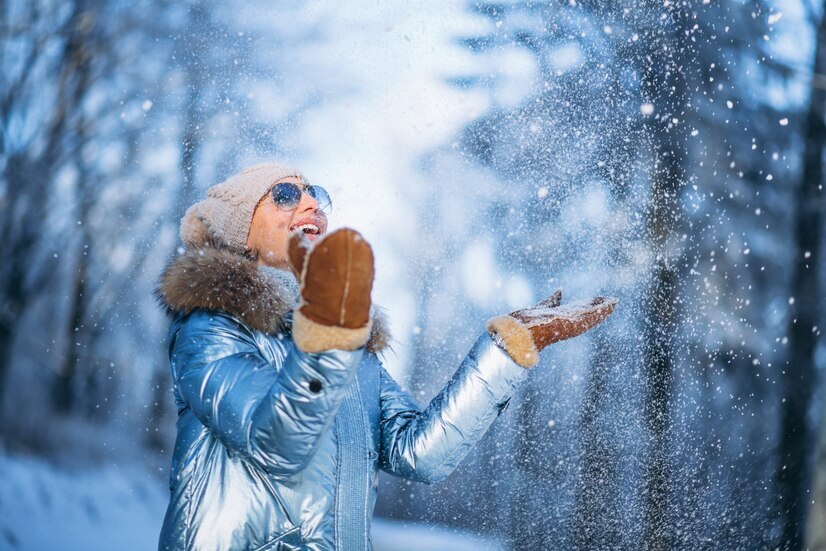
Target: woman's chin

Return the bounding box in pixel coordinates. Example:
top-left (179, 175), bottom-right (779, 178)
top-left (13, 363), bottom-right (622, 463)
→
top-left (259, 251), bottom-right (290, 269)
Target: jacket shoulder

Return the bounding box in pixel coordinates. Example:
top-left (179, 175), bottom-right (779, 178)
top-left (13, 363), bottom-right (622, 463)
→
top-left (167, 308), bottom-right (260, 355)
top-left (154, 246), bottom-right (294, 334)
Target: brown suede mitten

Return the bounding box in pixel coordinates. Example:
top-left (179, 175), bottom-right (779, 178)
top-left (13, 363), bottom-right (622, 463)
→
top-left (487, 290), bottom-right (618, 368)
top-left (288, 228), bottom-right (375, 353)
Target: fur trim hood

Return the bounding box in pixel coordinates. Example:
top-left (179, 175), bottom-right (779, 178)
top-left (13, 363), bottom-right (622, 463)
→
top-left (155, 247), bottom-right (391, 355)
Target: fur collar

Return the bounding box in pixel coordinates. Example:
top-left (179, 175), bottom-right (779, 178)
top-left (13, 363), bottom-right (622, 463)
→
top-left (155, 247), bottom-right (391, 355)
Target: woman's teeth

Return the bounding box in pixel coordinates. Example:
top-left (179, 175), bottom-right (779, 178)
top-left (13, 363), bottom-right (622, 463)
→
top-left (293, 223), bottom-right (319, 235)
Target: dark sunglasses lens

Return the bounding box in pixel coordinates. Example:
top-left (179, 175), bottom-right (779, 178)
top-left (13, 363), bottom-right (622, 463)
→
top-left (308, 185), bottom-right (332, 213)
top-left (271, 183), bottom-right (302, 209)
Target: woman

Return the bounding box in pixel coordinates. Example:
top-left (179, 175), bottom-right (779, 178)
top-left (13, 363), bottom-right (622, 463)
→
top-left (156, 162), bottom-right (616, 550)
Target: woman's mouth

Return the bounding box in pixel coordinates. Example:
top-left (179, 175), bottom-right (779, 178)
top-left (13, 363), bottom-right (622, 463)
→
top-left (290, 222), bottom-right (322, 241)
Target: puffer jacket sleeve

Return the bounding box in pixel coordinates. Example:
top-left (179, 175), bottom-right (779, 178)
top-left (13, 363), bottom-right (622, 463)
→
top-left (169, 309), bottom-right (363, 478)
top-left (378, 331), bottom-right (530, 484)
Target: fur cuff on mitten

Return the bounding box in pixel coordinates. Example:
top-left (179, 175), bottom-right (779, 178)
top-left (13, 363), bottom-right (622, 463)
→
top-left (293, 309), bottom-right (374, 353)
top-left (487, 315), bottom-right (540, 369)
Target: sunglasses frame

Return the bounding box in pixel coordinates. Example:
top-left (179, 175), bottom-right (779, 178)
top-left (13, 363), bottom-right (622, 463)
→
top-left (270, 182), bottom-right (333, 215)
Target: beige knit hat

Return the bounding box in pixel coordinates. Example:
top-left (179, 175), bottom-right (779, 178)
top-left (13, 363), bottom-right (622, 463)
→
top-left (179, 162), bottom-right (307, 254)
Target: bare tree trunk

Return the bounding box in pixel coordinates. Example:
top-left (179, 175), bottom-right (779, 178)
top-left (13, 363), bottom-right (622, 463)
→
top-left (640, 260), bottom-right (678, 550)
top-left (178, 83), bottom-right (202, 217)
top-left (778, 4), bottom-right (826, 548)
top-left (507, 378), bottom-right (547, 551)
top-left (0, 1), bottom-right (85, 406)
top-left (571, 97), bottom-right (636, 547)
top-left (173, 2), bottom-right (210, 222)
top-left (54, 248), bottom-right (89, 412)
top-left (0, 169), bottom-right (28, 393)
top-left (0, 312), bottom-right (16, 403)
top-left (572, 332), bottom-right (622, 549)
top-left (53, 1), bottom-right (97, 413)
top-left (808, 395), bottom-right (826, 550)
top-left (639, 7), bottom-right (689, 547)
top-left (0, 161), bottom-right (56, 405)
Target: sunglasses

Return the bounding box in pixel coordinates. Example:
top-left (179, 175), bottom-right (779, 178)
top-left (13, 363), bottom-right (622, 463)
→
top-left (270, 182), bottom-right (332, 215)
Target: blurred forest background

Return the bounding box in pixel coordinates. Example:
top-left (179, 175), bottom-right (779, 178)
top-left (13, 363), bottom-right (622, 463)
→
top-left (1, 0), bottom-right (825, 549)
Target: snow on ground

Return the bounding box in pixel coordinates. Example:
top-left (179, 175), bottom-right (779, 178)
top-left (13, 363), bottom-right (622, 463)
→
top-left (372, 519), bottom-right (504, 551)
top-left (0, 452), bottom-right (504, 550)
top-left (0, 452), bottom-right (167, 550)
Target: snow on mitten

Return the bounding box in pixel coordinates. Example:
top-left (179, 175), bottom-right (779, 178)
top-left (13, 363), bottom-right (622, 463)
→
top-left (486, 290), bottom-right (618, 368)
top-left (288, 228), bottom-right (375, 353)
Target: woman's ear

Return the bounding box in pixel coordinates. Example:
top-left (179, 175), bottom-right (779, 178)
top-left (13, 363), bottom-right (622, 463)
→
top-left (243, 246), bottom-right (259, 261)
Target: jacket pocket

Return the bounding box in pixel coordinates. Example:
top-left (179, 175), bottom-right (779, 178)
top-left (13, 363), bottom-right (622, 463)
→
top-left (254, 526), bottom-right (303, 551)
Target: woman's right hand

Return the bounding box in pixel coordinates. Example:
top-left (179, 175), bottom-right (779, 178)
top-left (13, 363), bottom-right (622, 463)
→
top-left (288, 229), bottom-right (375, 352)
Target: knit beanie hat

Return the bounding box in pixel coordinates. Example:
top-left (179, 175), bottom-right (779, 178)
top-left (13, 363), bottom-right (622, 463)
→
top-left (179, 162), bottom-right (307, 254)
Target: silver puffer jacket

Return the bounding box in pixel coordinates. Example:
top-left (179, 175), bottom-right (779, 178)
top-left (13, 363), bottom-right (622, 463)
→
top-left (155, 246), bottom-right (529, 551)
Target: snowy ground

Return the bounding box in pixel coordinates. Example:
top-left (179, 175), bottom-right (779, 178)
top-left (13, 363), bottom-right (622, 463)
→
top-left (0, 452), bottom-right (503, 550)
top-left (0, 452), bottom-right (165, 550)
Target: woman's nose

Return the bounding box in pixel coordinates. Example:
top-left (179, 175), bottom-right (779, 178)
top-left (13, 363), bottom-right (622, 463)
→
top-left (297, 189), bottom-right (320, 212)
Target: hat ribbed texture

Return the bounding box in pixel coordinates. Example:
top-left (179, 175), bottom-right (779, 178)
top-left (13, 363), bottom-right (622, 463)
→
top-left (179, 162), bottom-right (307, 254)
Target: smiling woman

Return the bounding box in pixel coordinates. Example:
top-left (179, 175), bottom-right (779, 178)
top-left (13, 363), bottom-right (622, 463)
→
top-left (156, 161), bottom-right (615, 550)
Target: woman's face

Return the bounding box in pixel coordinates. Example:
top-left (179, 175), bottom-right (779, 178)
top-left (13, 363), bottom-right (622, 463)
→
top-left (246, 176), bottom-right (328, 270)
